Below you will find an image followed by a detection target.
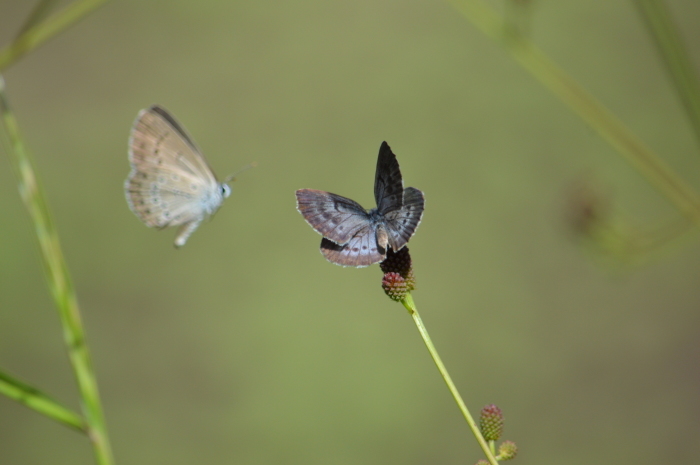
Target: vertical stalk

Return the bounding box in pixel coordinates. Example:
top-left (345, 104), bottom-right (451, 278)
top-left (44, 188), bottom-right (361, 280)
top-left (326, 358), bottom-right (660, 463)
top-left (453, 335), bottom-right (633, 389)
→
top-left (0, 76), bottom-right (114, 465)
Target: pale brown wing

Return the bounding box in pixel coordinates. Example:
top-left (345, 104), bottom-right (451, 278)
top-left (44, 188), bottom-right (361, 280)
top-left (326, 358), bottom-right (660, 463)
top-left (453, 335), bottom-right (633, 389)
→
top-left (125, 105), bottom-right (223, 228)
top-left (128, 105), bottom-right (217, 186)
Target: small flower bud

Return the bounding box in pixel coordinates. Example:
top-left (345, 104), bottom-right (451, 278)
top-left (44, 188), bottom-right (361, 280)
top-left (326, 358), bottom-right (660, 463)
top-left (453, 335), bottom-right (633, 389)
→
top-left (380, 247), bottom-right (415, 291)
top-left (497, 440), bottom-right (518, 460)
top-left (475, 460), bottom-right (489, 465)
top-left (382, 272), bottom-right (408, 301)
top-left (479, 404), bottom-right (504, 441)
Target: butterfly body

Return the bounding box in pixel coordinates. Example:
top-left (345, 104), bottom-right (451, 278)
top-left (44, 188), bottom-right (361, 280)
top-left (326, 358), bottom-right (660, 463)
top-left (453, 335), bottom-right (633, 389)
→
top-left (125, 105), bottom-right (231, 247)
top-left (296, 142), bottom-right (424, 267)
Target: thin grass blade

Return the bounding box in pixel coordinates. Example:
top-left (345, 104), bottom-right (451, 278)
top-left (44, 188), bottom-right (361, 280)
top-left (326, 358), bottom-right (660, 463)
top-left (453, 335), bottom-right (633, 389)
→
top-left (0, 0), bottom-right (110, 71)
top-left (0, 370), bottom-right (86, 432)
top-left (0, 76), bottom-right (114, 465)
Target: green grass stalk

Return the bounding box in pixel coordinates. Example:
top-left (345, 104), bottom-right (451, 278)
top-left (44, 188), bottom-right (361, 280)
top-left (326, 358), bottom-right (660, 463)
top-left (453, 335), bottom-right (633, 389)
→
top-left (401, 294), bottom-right (499, 465)
top-left (448, 0), bottom-right (700, 228)
top-left (14, 0), bottom-right (61, 40)
top-left (0, 76), bottom-right (114, 465)
top-left (0, 370), bottom-right (86, 432)
top-left (0, 0), bottom-right (110, 72)
top-left (634, 0), bottom-right (700, 151)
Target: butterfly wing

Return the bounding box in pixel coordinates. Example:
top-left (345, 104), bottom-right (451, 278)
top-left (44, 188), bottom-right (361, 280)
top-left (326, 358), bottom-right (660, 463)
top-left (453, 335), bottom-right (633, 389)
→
top-left (374, 142), bottom-right (424, 251)
top-left (295, 189), bottom-right (371, 245)
top-left (142, 105), bottom-right (217, 184)
top-left (383, 186), bottom-right (425, 251)
top-left (320, 232), bottom-right (386, 267)
top-left (125, 105), bottom-right (222, 230)
top-left (374, 142), bottom-right (405, 215)
top-left (298, 142), bottom-right (422, 266)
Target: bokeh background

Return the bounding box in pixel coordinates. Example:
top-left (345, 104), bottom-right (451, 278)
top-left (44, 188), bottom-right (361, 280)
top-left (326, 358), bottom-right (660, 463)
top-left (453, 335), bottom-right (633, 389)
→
top-left (1, 1), bottom-right (700, 464)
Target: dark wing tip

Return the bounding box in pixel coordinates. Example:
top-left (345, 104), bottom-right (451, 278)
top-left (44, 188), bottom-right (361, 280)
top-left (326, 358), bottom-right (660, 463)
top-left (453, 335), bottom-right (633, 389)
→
top-left (148, 104), bottom-right (169, 115)
top-left (141, 105), bottom-right (199, 152)
top-left (379, 141), bottom-right (393, 157)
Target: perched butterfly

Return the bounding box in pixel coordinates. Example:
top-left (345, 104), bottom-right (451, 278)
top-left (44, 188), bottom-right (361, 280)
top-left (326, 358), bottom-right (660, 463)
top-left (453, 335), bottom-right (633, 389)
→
top-left (125, 105), bottom-right (240, 247)
top-left (296, 142), bottom-right (425, 267)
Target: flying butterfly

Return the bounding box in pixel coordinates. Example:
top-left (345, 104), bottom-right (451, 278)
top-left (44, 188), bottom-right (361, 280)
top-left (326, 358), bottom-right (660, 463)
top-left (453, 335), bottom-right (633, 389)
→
top-left (296, 142), bottom-right (425, 267)
top-left (125, 105), bottom-right (250, 247)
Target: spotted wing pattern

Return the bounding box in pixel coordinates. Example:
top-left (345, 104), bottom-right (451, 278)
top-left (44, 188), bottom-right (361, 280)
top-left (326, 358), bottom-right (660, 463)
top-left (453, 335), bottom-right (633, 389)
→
top-left (125, 105), bottom-right (227, 247)
top-left (320, 233), bottom-right (385, 267)
top-left (296, 141), bottom-right (424, 267)
top-left (384, 186), bottom-right (425, 251)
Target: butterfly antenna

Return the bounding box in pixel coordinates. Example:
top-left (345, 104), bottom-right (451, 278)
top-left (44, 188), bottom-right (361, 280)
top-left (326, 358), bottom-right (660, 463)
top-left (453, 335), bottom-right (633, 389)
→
top-left (223, 162), bottom-right (257, 183)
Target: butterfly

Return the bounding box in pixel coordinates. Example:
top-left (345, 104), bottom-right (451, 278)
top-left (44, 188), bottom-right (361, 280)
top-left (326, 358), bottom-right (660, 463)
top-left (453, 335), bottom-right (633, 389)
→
top-left (295, 142), bottom-right (425, 267)
top-left (125, 105), bottom-right (236, 248)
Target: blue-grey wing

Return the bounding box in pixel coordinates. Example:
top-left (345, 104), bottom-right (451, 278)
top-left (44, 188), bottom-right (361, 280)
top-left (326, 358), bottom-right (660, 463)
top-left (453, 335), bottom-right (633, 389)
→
top-left (296, 189), bottom-right (371, 245)
top-left (374, 142), bottom-right (405, 214)
top-left (320, 231), bottom-right (386, 267)
top-left (384, 187), bottom-right (425, 251)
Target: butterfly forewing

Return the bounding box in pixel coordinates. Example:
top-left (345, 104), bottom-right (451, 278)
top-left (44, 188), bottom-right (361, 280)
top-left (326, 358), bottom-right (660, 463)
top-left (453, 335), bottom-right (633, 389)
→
top-left (129, 106), bottom-right (217, 186)
top-left (374, 142), bottom-right (405, 215)
top-left (295, 189), bottom-right (371, 245)
top-left (149, 106), bottom-right (199, 153)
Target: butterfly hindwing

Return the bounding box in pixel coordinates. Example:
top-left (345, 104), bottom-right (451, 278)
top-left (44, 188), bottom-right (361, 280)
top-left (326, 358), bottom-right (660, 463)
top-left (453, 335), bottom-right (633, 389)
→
top-left (124, 169), bottom-right (207, 228)
top-left (320, 232), bottom-right (386, 267)
top-left (295, 189), bottom-right (371, 245)
top-left (384, 186), bottom-right (425, 251)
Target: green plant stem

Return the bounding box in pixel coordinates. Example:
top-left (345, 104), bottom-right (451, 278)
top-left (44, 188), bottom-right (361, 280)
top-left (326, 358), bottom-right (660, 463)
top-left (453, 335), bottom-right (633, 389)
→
top-left (14, 0), bottom-right (61, 40)
top-left (0, 370), bottom-right (86, 432)
top-left (0, 0), bottom-right (110, 72)
top-left (0, 76), bottom-right (114, 465)
top-left (448, 0), bottom-right (700, 228)
top-left (401, 294), bottom-right (499, 465)
top-left (634, 0), bottom-right (700, 151)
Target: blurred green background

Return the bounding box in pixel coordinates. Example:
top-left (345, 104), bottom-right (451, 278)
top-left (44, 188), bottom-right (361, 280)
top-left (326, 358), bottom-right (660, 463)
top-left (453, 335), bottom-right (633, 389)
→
top-left (2, 1), bottom-right (700, 464)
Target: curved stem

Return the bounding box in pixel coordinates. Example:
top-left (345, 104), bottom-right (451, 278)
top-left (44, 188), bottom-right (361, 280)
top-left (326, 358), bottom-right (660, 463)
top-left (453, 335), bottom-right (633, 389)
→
top-left (0, 0), bottom-right (110, 71)
top-left (401, 294), bottom-right (498, 465)
top-left (448, 0), bottom-right (700, 228)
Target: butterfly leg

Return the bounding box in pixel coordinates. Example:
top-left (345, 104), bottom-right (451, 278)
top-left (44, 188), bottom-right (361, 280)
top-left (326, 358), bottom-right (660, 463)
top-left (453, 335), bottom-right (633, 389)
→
top-left (174, 219), bottom-right (203, 248)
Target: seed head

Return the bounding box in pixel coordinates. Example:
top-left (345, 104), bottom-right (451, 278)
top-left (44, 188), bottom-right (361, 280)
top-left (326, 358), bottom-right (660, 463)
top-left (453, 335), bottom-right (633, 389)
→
top-left (498, 440), bottom-right (518, 460)
top-left (380, 247), bottom-right (415, 292)
top-left (382, 272), bottom-right (408, 301)
top-left (479, 404), bottom-right (504, 441)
